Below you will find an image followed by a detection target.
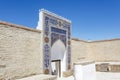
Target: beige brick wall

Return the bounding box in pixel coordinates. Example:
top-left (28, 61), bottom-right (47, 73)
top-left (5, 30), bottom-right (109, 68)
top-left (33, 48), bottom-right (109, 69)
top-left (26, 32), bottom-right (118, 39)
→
top-left (1, 21), bottom-right (120, 79)
top-left (90, 40), bottom-right (120, 62)
top-left (0, 24), bottom-right (43, 80)
top-left (109, 65), bottom-right (120, 72)
top-left (71, 39), bottom-right (90, 65)
top-left (71, 39), bottom-right (120, 65)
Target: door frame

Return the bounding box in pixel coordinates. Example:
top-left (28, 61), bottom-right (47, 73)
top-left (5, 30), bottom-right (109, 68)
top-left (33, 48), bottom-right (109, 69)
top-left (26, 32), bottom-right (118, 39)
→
top-left (51, 60), bottom-right (61, 77)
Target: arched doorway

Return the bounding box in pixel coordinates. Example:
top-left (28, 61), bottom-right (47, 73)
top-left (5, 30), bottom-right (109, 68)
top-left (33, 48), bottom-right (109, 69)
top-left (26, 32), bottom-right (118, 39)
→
top-left (51, 40), bottom-right (66, 77)
top-left (39, 9), bottom-right (71, 77)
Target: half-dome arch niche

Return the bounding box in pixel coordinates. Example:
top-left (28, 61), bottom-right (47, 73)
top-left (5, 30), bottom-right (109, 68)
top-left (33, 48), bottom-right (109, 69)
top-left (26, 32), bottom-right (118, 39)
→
top-left (37, 9), bottom-right (71, 77)
top-left (51, 40), bottom-right (66, 77)
top-left (51, 40), bottom-right (66, 60)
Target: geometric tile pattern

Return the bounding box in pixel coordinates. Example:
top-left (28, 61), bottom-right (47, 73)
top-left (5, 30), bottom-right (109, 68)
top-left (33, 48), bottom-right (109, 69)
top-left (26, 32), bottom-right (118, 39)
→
top-left (42, 11), bottom-right (71, 74)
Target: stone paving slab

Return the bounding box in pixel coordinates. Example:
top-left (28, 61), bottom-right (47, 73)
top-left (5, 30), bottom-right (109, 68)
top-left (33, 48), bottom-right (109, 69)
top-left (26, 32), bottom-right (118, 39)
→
top-left (96, 72), bottom-right (120, 80)
top-left (16, 74), bottom-right (56, 80)
top-left (58, 72), bottom-right (120, 80)
top-left (58, 76), bottom-right (74, 80)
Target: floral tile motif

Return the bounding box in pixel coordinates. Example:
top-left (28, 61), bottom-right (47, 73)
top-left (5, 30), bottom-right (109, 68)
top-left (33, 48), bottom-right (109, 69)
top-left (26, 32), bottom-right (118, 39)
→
top-left (51, 33), bottom-right (59, 46)
top-left (44, 44), bottom-right (50, 68)
top-left (45, 27), bottom-right (49, 36)
top-left (68, 41), bottom-right (71, 45)
top-left (43, 13), bottom-right (71, 73)
top-left (51, 32), bottom-right (66, 46)
top-left (49, 18), bottom-right (58, 25)
top-left (43, 16), bottom-right (51, 74)
top-left (67, 27), bottom-right (71, 39)
top-left (68, 46), bottom-right (71, 64)
top-left (60, 35), bottom-right (66, 46)
top-left (51, 27), bottom-right (66, 35)
top-left (44, 37), bottom-right (49, 43)
top-left (44, 16), bottom-right (49, 36)
top-left (58, 21), bottom-right (62, 27)
top-left (62, 22), bottom-right (71, 39)
top-left (62, 22), bottom-right (69, 29)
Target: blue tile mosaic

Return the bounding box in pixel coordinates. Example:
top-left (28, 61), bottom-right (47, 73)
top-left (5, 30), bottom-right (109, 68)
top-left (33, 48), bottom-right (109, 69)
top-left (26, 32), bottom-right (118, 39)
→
top-left (44, 44), bottom-right (50, 68)
top-left (51, 27), bottom-right (66, 34)
top-left (60, 35), bottom-right (66, 46)
top-left (50, 18), bottom-right (58, 25)
top-left (43, 14), bottom-right (71, 72)
top-left (51, 32), bottom-right (66, 46)
top-left (68, 46), bottom-right (71, 64)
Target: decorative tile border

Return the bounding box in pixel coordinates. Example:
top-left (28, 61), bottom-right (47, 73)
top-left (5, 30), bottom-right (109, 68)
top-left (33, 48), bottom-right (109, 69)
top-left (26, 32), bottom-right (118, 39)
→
top-left (40, 9), bottom-right (71, 74)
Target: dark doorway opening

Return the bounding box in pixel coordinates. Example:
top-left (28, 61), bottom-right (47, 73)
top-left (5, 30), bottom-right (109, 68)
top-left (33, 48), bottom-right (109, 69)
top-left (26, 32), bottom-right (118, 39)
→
top-left (51, 60), bottom-right (61, 77)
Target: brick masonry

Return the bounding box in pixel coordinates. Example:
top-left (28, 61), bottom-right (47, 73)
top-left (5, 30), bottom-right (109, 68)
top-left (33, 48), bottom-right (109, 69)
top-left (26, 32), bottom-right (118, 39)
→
top-left (0, 23), bottom-right (43, 79)
top-left (96, 64), bottom-right (120, 72)
top-left (1, 21), bottom-right (120, 79)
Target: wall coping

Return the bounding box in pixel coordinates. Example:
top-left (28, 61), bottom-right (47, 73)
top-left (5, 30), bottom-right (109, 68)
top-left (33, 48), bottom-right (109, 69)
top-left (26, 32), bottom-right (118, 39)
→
top-left (0, 21), bottom-right (41, 33)
top-left (1, 21), bottom-right (120, 42)
top-left (40, 9), bottom-right (71, 23)
top-left (72, 38), bottom-right (88, 43)
top-left (74, 61), bottom-right (95, 66)
top-left (72, 37), bottom-right (120, 43)
top-left (90, 38), bottom-right (120, 43)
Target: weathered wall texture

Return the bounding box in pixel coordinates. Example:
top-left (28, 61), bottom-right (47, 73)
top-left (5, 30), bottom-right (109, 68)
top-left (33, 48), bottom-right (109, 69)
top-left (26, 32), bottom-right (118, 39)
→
top-left (1, 21), bottom-right (120, 79)
top-left (71, 39), bottom-right (120, 64)
top-left (71, 39), bottom-right (90, 65)
top-left (89, 40), bottom-right (120, 62)
top-left (0, 22), bottom-right (43, 80)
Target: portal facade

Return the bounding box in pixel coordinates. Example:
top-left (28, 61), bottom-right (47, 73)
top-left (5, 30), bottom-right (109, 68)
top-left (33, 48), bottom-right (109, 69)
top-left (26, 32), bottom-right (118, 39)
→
top-left (1, 9), bottom-right (120, 80)
top-left (37, 9), bottom-right (72, 77)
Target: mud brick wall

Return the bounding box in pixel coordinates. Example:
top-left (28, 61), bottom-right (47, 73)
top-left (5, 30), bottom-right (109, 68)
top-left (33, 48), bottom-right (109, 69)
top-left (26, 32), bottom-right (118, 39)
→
top-left (0, 22), bottom-right (43, 80)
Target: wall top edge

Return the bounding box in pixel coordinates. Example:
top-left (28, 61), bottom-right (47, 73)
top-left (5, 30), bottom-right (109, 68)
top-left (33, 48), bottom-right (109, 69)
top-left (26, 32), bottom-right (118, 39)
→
top-left (0, 21), bottom-right (41, 33)
top-left (96, 60), bottom-right (120, 62)
top-left (40, 9), bottom-right (71, 23)
top-left (91, 38), bottom-right (120, 43)
top-left (74, 61), bottom-right (95, 66)
top-left (0, 20), bottom-right (120, 42)
top-left (72, 38), bottom-right (88, 43)
top-left (72, 38), bottom-right (120, 43)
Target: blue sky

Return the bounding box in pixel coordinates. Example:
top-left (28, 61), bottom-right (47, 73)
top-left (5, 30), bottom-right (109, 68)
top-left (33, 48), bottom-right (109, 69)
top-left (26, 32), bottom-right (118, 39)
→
top-left (0, 0), bottom-right (120, 41)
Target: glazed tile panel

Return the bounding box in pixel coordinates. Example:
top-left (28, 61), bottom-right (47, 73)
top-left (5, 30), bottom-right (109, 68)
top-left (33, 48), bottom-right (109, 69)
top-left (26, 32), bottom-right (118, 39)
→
top-left (43, 12), bottom-right (71, 74)
top-left (51, 27), bottom-right (66, 34)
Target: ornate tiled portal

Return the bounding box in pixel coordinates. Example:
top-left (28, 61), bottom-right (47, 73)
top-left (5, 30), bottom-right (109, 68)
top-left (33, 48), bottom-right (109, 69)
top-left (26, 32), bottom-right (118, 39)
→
top-left (37, 9), bottom-right (71, 76)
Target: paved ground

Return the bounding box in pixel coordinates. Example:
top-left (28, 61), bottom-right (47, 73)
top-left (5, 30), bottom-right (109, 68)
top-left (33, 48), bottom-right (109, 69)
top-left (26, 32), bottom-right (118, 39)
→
top-left (16, 74), bottom-right (56, 80)
top-left (58, 76), bottom-right (74, 80)
top-left (58, 72), bottom-right (120, 80)
top-left (15, 72), bottom-right (120, 80)
top-left (96, 72), bottom-right (120, 80)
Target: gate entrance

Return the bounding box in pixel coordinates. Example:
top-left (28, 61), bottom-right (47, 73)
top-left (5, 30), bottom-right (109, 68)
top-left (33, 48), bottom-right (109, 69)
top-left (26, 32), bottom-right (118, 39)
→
top-left (51, 60), bottom-right (61, 77)
top-left (37, 9), bottom-right (71, 77)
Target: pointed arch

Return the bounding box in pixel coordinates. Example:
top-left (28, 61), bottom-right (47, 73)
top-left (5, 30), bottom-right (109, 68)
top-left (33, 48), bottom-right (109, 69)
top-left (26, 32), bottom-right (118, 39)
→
top-left (51, 40), bottom-right (66, 60)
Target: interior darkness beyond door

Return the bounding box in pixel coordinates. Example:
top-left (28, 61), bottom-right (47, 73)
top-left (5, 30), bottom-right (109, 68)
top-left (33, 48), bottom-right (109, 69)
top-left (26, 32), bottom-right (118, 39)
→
top-left (51, 60), bottom-right (61, 77)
